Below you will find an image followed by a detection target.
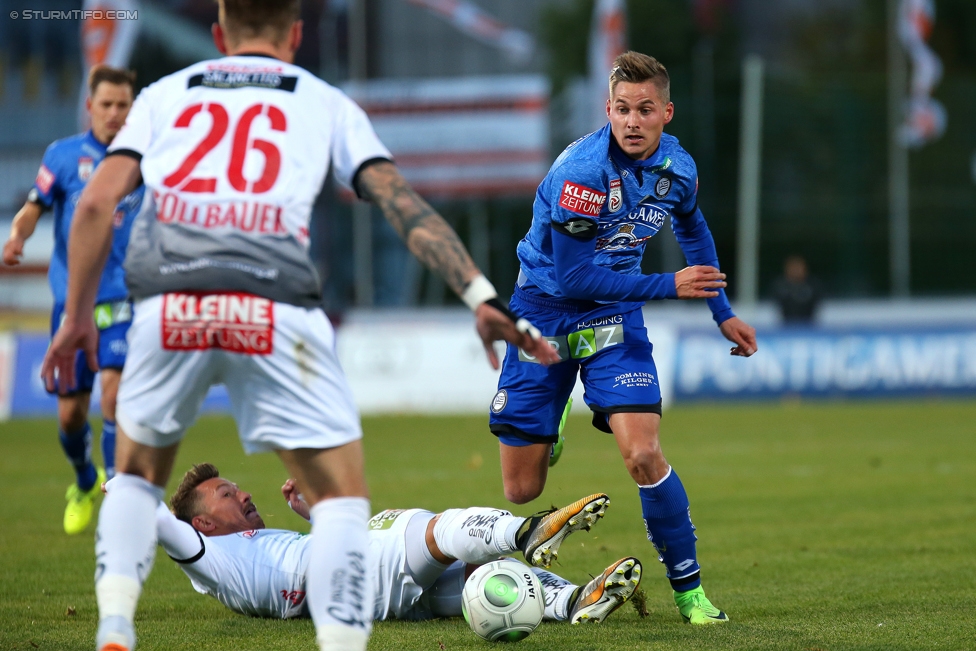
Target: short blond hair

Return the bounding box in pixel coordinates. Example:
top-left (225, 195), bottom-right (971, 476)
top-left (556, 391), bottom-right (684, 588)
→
top-left (609, 51), bottom-right (670, 104)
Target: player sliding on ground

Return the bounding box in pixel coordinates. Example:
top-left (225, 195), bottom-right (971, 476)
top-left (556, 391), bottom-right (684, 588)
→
top-left (488, 51), bottom-right (758, 625)
top-left (128, 464), bottom-right (642, 625)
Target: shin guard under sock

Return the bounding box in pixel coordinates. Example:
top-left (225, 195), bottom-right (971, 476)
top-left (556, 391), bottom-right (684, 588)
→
top-left (432, 507), bottom-right (519, 563)
top-left (308, 497), bottom-right (372, 651)
top-left (638, 467), bottom-right (702, 591)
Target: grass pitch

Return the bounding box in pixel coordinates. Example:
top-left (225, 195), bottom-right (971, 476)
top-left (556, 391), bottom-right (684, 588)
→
top-left (1, 400), bottom-right (974, 650)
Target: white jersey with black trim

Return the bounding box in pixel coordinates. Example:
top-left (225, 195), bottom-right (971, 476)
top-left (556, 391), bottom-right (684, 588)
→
top-left (156, 504), bottom-right (312, 619)
top-left (156, 505), bottom-right (432, 621)
top-left (109, 54), bottom-right (392, 307)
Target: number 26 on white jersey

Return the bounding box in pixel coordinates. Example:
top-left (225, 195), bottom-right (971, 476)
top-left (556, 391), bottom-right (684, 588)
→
top-left (162, 101), bottom-right (286, 195)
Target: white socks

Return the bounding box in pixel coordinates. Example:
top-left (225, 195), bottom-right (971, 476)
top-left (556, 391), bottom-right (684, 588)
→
top-left (309, 497), bottom-right (372, 651)
top-left (94, 473), bottom-right (165, 645)
top-left (531, 569), bottom-right (576, 621)
top-left (431, 507), bottom-right (520, 563)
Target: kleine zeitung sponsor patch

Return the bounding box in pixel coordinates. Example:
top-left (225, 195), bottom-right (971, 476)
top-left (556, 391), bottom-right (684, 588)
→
top-left (559, 181), bottom-right (606, 217)
top-left (162, 292), bottom-right (274, 354)
top-left (35, 164), bottom-right (55, 195)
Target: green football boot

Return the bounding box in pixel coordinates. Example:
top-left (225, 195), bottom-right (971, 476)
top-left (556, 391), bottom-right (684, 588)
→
top-left (64, 466), bottom-right (106, 535)
top-left (673, 585), bottom-right (729, 624)
top-left (549, 397), bottom-right (572, 467)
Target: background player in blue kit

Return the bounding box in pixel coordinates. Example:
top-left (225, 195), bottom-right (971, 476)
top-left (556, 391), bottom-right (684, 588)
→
top-left (489, 51), bottom-right (758, 625)
top-left (2, 65), bottom-right (144, 535)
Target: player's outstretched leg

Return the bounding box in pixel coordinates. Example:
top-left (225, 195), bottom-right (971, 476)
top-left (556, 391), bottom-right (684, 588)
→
top-left (432, 507), bottom-right (523, 563)
top-left (60, 419), bottom-right (106, 534)
top-left (94, 473), bottom-right (164, 651)
top-left (430, 495), bottom-right (608, 568)
top-left (638, 467), bottom-right (728, 625)
top-left (569, 557), bottom-right (642, 624)
top-left (516, 493), bottom-right (610, 568)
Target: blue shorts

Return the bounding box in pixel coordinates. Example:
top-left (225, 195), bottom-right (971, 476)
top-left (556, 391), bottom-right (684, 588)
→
top-left (489, 288), bottom-right (662, 447)
top-left (49, 300), bottom-right (132, 395)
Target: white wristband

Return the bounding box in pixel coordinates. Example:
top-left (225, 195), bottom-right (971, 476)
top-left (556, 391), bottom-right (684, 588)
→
top-left (461, 274), bottom-right (498, 311)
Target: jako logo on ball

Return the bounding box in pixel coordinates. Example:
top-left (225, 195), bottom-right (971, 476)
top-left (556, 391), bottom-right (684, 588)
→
top-left (461, 559), bottom-right (544, 643)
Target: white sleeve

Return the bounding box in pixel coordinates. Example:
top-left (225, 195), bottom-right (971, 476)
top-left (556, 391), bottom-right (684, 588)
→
top-left (108, 84), bottom-right (156, 157)
top-left (330, 93), bottom-right (393, 192)
top-left (156, 503), bottom-right (206, 562)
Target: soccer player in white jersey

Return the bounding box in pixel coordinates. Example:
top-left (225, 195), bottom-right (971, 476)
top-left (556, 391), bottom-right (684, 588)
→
top-left (39, 2), bottom-right (558, 650)
top-left (139, 464), bottom-right (642, 625)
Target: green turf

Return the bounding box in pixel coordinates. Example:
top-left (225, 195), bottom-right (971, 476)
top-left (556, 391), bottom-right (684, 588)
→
top-left (1, 401), bottom-right (975, 650)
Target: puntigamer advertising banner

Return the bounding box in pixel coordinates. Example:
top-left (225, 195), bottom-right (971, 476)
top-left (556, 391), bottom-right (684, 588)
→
top-left (675, 327), bottom-right (976, 400)
top-left (3, 322), bottom-right (976, 419)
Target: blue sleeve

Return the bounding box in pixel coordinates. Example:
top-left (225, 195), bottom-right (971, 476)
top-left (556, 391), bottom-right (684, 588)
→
top-left (671, 206), bottom-right (735, 325)
top-left (30, 143), bottom-right (60, 208)
top-left (552, 226), bottom-right (677, 302)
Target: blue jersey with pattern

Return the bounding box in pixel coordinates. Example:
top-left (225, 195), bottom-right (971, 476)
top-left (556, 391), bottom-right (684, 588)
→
top-left (516, 124), bottom-right (733, 325)
top-left (31, 130), bottom-right (144, 305)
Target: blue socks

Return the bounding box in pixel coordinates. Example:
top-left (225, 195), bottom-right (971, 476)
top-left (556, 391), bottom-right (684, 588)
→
top-left (102, 419), bottom-right (117, 480)
top-left (638, 467), bottom-right (702, 592)
top-left (59, 422), bottom-right (97, 492)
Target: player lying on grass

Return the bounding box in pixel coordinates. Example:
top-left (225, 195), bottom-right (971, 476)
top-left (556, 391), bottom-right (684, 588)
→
top-left (133, 464), bottom-right (642, 625)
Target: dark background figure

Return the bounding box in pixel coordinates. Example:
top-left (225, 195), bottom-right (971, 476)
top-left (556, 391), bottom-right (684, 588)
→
top-left (773, 255), bottom-right (822, 325)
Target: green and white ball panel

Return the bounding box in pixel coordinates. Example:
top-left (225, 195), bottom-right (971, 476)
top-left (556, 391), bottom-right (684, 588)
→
top-left (461, 559), bottom-right (544, 643)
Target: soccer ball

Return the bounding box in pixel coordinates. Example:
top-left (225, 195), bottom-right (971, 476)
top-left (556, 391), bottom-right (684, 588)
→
top-left (461, 559), bottom-right (545, 643)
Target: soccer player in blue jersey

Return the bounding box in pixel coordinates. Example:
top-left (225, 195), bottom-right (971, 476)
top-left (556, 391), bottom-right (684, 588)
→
top-left (489, 51), bottom-right (758, 625)
top-left (2, 65), bottom-right (144, 535)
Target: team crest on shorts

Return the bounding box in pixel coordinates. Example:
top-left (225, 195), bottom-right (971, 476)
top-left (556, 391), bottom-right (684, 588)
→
top-left (654, 176), bottom-right (671, 199)
top-left (78, 157), bottom-right (94, 182)
top-left (490, 389), bottom-right (508, 414)
top-left (608, 178), bottom-right (623, 213)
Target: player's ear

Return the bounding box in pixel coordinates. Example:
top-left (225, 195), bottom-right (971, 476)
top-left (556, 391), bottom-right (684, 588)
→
top-left (605, 98), bottom-right (611, 119)
top-left (289, 20), bottom-right (303, 54)
top-left (663, 102), bottom-right (674, 125)
top-left (86, 95), bottom-right (93, 114)
top-left (212, 23), bottom-right (228, 55)
top-left (192, 514), bottom-right (215, 533)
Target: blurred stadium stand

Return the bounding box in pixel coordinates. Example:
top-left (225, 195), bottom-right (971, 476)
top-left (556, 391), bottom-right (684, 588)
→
top-left (1, 0), bottom-right (974, 313)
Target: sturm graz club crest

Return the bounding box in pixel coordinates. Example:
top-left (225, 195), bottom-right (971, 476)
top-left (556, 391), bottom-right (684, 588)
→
top-left (654, 176), bottom-right (671, 199)
top-left (491, 390), bottom-right (508, 413)
top-left (78, 156), bottom-right (94, 181)
top-left (608, 178), bottom-right (622, 212)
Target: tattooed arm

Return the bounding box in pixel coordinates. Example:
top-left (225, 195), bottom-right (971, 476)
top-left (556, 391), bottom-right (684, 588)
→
top-left (357, 160), bottom-right (477, 296)
top-left (356, 161), bottom-right (559, 368)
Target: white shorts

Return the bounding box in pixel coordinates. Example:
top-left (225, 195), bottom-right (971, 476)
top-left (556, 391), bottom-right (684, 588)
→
top-left (367, 508), bottom-right (469, 621)
top-left (116, 292), bottom-right (362, 453)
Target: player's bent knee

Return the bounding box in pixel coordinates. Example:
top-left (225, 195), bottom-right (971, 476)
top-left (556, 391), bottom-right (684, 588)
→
top-left (504, 483), bottom-right (543, 505)
top-left (621, 445), bottom-right (666, 484)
